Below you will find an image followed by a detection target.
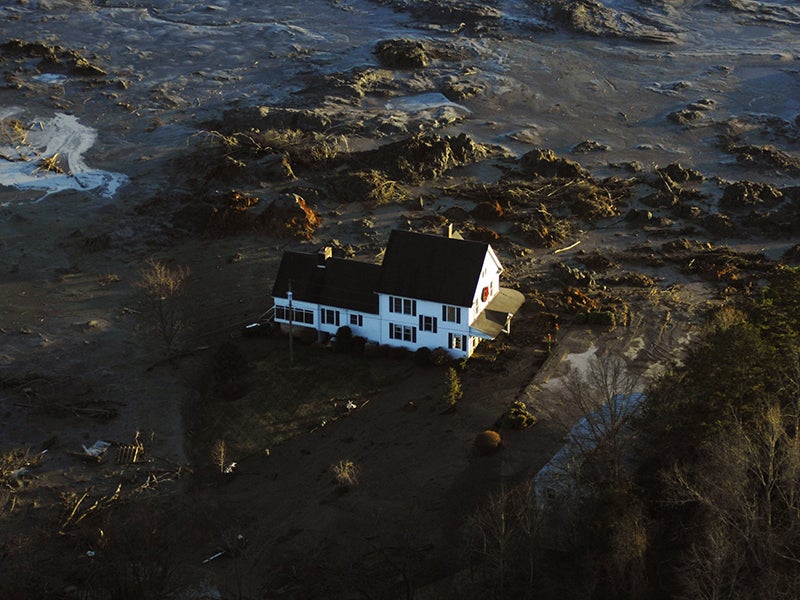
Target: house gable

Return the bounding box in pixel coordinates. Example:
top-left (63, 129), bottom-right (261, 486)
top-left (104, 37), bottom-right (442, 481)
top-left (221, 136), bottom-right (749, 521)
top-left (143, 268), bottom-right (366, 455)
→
top-left (377, 229), bottom-right (489, 307)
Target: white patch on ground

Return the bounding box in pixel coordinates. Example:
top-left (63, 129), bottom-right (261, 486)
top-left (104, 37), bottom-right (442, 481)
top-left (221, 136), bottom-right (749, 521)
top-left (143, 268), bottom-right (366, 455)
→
top-left (538, 345), bottom-right (599, 393)
top-left (386, 93), bottom-right (471, 114)
top-left (0, 110), bottom-right (128, 202)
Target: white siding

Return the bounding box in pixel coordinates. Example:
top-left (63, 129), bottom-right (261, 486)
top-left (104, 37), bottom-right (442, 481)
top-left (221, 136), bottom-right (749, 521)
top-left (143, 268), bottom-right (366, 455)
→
top-left (468, 248), bottom-right (503, 325)
top-left (272, 245), bottom-right (505, 359)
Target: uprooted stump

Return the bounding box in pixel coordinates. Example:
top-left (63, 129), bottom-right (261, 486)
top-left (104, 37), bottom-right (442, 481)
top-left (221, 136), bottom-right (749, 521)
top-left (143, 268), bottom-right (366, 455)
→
top-left (258, 193), bottom-right (321, 239)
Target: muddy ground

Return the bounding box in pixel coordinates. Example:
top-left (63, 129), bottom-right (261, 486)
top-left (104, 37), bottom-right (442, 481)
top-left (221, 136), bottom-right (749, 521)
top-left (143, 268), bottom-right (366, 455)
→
top-left (1, 0), bottom-right (799, 597)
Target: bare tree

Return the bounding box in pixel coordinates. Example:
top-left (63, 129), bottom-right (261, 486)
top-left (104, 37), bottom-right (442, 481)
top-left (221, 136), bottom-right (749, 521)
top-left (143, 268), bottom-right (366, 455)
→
top-left (135, 258), bottom-right (190, 356)
top-left (546, 353), bottom-right (643, 487)
top-left (668, 402), bottom-right (800, 600)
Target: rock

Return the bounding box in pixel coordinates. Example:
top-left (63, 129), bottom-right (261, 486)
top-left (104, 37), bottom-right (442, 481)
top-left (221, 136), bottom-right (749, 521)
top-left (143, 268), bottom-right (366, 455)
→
top-left (519, 147), bottom-right (589, 179)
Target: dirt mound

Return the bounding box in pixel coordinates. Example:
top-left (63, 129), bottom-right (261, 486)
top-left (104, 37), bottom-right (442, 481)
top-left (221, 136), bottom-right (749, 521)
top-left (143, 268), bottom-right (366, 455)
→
top-left (720, 140), bottom-right (800, 176)
top-left (258, 193), bottom-right (321, 239)
top-left (667, 99), bottom-right (716, 126)
top-left (720, 181), bottom-right (784, 209)
top-left (571, 140), bottom-right (610, 153)
top-left (374, 38), bottom-right (472, 69)
top-left (658, 162), bottom-right (704, 184)
top-left (326, 170), bottom-right (407, 205)
top-left (660, 240), bottom-right (774, 286)
top-left (519, 147), bottom-right (588, 179)
top-left (542, 0), bottom-right (679, 43)
top-left (1, 39), bottom-right (106, 77)
top-left (383, 0), bottom-right (502, 31)
top-left (214, 106), bottom-right (334, 133)
top-left (513, 205), bottom-right (573, 248)
top-left (471, 200), bottom-right (505, 220)
top-left (358, 132), bottom-right (499, 183)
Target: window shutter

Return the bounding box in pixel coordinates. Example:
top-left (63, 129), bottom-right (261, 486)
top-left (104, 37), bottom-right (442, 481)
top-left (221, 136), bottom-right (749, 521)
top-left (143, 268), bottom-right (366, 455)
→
top-left (448, 333), bottom-right (453, 348)
top-left (461, 335), bottom-right (467, 350)
top-left (456, 309), bottom-right (461, 324)
top-left (442, 306), bottom-right (447, 320)
top-left (419, 315), bottom-right (423, 330)
top-left (335, 311), bottom-right (340, 326)
top-left (433, 318), bottom-right (437, 334)
top-left (412, 328), bottom-right (417, 343)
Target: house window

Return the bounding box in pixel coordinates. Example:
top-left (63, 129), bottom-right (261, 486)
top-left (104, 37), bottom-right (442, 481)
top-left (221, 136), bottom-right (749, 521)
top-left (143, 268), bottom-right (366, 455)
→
top-left (277, 307), bottom-right (313, 324)
top-left (321, 308), bottom-right (340, 326)
top-left (389, 296), bottom-right (416, 316)
top-left (442, 305), bottom-right (461, 324)
top-left (419, 315), bottom-right (437, 333)
top-left (389, 323), bottom-right (416, 343)
top-left (350, 314), bottom-right (363, 327)
top-left (448, 333), bottom-right (467, 350)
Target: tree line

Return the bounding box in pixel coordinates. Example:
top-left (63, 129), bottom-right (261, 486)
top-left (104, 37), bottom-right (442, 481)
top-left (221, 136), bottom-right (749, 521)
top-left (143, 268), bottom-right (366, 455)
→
top-left (463, 266), bottom-right (800, 600)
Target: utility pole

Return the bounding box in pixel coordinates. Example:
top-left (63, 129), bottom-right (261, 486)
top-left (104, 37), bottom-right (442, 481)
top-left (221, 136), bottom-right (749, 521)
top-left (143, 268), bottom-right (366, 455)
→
top-left (287, 279), bottom-right (294, 369)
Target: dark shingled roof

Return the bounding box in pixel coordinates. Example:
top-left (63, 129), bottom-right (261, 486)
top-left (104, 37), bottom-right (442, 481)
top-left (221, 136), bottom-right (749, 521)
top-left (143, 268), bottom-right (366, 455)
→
top-left (377, 230), bottom-right (490, 306)
top-left (272, 252), bottom-right (381, 314)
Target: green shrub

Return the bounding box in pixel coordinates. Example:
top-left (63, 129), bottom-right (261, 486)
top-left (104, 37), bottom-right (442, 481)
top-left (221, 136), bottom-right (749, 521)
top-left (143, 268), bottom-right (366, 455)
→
top-left (443, 367), bottom-right (463, 407)
top-left (500, 400), bottom-right (537, 430)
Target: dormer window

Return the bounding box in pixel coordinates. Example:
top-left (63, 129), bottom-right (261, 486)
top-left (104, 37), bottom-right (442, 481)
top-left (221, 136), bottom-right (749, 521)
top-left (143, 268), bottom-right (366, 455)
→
top-left (389, 296), bottom-right (417, 316)
top-left (442, 305), bottom-right (461, 324)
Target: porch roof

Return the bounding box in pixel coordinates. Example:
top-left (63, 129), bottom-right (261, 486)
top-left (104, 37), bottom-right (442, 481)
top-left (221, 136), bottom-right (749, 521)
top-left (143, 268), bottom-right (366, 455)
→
top-left (470, 287), bottom-right (525, 339)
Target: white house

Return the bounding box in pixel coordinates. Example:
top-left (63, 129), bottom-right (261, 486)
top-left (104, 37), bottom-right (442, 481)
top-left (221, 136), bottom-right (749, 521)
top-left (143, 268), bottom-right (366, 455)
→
top-left (270, 229), bottom-right (525, 358)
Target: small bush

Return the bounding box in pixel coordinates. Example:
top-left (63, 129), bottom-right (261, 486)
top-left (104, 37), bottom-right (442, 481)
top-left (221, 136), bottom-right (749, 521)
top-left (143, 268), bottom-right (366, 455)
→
top-left (334, 326), bottom-right (354, 353)
top-left (500, 400), bottom-right (537, 430)
top-left (352, 335), bottom-right (367, 354)
top-left (474, 430), bottom-right (502, 455)
top-left (389, 346), bottom-right (413, 361)
top-left (414, 346), bottom-right (432, 366)
top-left (443, 367), bottom-right (463, 407)
top-left (331, 459), bottom-right (359, 487)
top-left (430, 347), bottom-right (451, 366)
